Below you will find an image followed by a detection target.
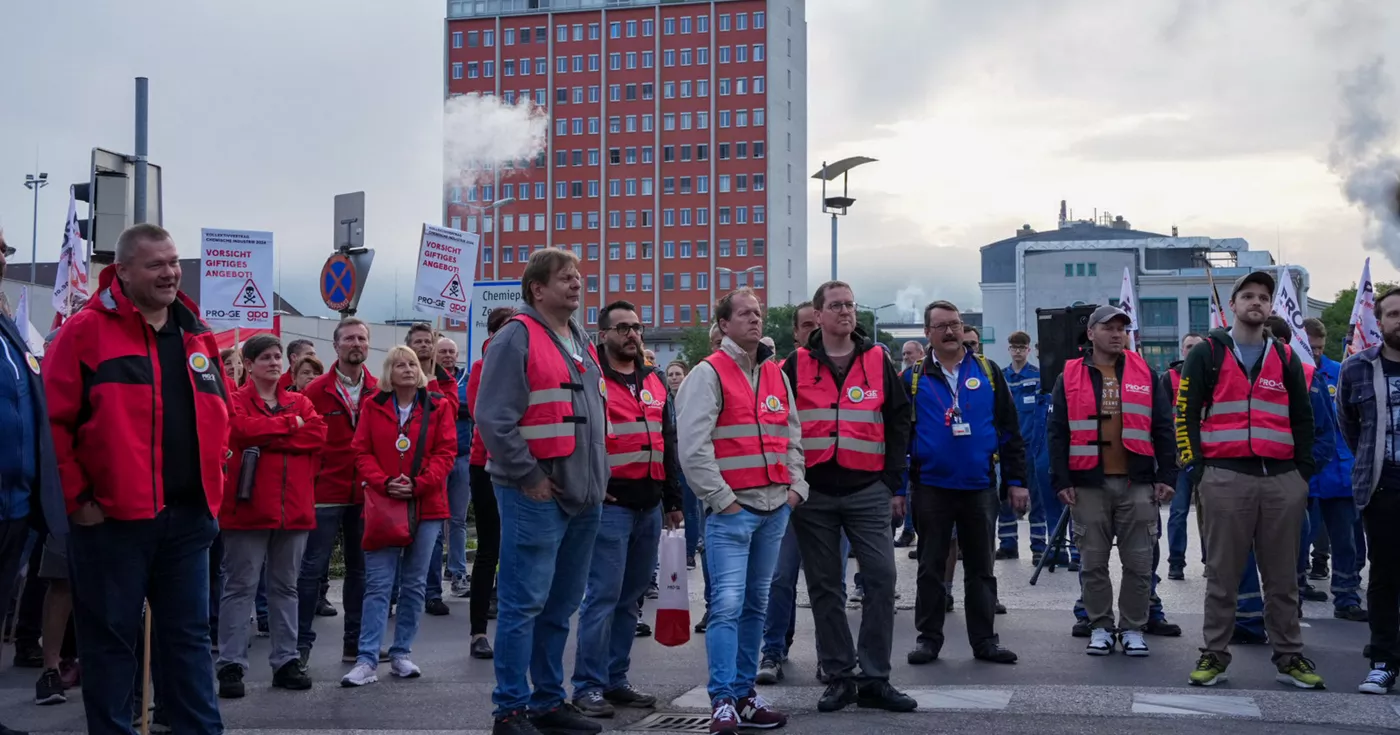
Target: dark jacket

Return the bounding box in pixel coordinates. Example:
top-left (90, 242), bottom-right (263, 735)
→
top-left (600, 345), bottom-right (683, 514)
top-left (1047, 350), bottom-right (1177, 491)
top-left (0, 314), bottom-right (64, 537)
top-left (782, 329), bottom-right (911, 495)
top-left (1176, 327), bottom-right (1315, 484)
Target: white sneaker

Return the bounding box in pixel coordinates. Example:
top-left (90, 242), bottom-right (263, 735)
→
top-left (340, 662), bottom-right (378, 687)
top-left (390, 656), bottom-right (422, 679)
top-left (1086, 628), bottom-right (1114, 656)
top-left (1120, 630), bottom-right (1150, 657)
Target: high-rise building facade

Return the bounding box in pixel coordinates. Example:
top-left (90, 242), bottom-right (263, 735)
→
top-left (445, 0), bottom-right (807, 331)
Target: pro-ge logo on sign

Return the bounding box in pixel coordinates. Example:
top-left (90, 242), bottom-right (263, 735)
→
top-left (1124, 383), bottom-right (1152, 395)
top-left (847, 386), bottom-right (879, 403)
top-left (1258, 378), bottom-right (1286, 392)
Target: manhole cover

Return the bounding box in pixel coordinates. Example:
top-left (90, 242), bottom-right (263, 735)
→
top-left (628, 712), bottom-right (712, 732)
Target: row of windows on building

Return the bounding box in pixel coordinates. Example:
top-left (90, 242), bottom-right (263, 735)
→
top-left (450, 204), bottom-right (766, 234)
top-left (1065, 262), bottom-right (1098, 277)
top-left (533, 67), bottom-right (793, 107)
top-left (583, 302), bottom-right (721, 329)
top-left (472, 238), bottom-right (764, 264)
top-left (547, 140), bottom-right (765, 169)
top-left (449, 170), bottom-right (765, 206)
top-left (1105, 295), bottom-right (1219, 334)
top-left (552, 108), bottom-right (766, 135)
top-left (594, 268), bottom-right (764, 294)
top-left (452, 43), bottom-right (764, 80)
top-left (449, 10), bottom-right (766, 51)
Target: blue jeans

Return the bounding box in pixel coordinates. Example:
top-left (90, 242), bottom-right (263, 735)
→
top-left (492, 485), bottom-right (602, 716)
top-left (572, 505), bottom-right (661, 696)
top-left (360, 521), bottom-right (441, 666)
top-left (704, 505), bottom-right (791, 704)
top-left (1299, 497), bottom-right (1362, 609)
top-left (69, 506), bottom-right (222, 735)
top-left (1167, 471), bottom-right (1193, 568)
top-left (427, 456), bottom-right (475, 600)
top-left (761, 523), bottom-right (802, 660)
top-left (297, 505), bottom-right (365, 652)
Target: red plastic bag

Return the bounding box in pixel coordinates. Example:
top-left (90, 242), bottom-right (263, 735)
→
top-left (654, 529), bottom-right (691, 647)
top-left (362, 491), bottom-right (413, 552)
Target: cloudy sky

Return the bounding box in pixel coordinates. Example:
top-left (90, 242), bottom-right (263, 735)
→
top-left (2, 0), bottom-right (1397, 323)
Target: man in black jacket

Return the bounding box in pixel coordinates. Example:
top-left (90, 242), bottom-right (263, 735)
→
top-left (571, 301), bottom-right (683, 719)
top-left (782, 282), bottom-right (914, 713)
top-left (1047, 306), bottom-right (1176, 658)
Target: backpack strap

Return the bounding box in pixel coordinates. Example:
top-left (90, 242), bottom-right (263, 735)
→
top-left (974, 354), bottom-right (997, 393)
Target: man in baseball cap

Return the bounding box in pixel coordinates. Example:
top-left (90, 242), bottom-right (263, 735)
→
top-left (1231, 271), bottom-right (1276, 300)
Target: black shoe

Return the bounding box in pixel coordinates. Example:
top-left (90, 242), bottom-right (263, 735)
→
top-left (1067, 559), bottom-right (1081, 572)
top-left (603, 683), bottom-right (657, 708)
top-left (694, 611), bottom-right (709, 633)
top-left (316, 597), bottom-right (338, 617)
top-left (894, 530), bottom-right (916, 548)
top-left (472, 636), bottom-right (495, 659)
top-left (217, 664), bottom-right (245, 699)
top-left (13, 641), bottom-right (42, 669)
top-left (635, 621), bottom-right (652, 637)
top-left (256, 617), bottom-right (270, 637)
top-left (1072, 619), bottom-right (1091, 638)
top-left (995, 601), bottom-right (1007, 614)
top-left (1335, 605), bottom-right (1369, 622)
top-left (571, 690), bottom-right (615, 718)
top-left (907, 641), bottom-right (939, 665)
top-left (1300, 585), bottom-right (1328, 603)
top-left (425, 598), bottom-right (451, 616)
top-left (756, 656), bottom-right (784, 685)
top-left (945, 596), bottom-right (954, 613)
top-left (1308, 564), bottom-right (1329, 581)
top-left (1168, 564), bottom-right (1185, 581)
top-left (857, 680), bottom-right (917, 712)
top-left (687, 555), bottom-right (697, 569)
top-left (1144, 618), bottom-right (1183, 637)
top-left (995, 548), bottom-right (1018, 560)
top-left (272, 659), bottom-right (312, 690)
top-left (35, 668), bottom-right (66, 705)
top-left (908, 548), bottom-right (918, 560)
top-left (1031, 552), bottom-right (1043, 566)
top-left (974, 645), bottom-right (1018, 664)
top-left (492, 709), bottom-right (544, 735)
top-left (1231, 627), bottom-right (1269, 645)
top-left (531, 702), bottom-right (604, 733)
top-left (817, 678), bottom-right (858, 713)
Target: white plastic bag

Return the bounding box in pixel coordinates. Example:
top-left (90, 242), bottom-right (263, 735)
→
top-left (654, 528), bottom-right (691, 647)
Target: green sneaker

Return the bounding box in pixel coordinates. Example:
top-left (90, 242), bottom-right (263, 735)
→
top-left (1189, 653), bottom-right (1228, 686)
top-left (1276, 654), bottom-right (1325, 689)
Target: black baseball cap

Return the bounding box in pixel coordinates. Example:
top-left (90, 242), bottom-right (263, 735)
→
top-left (1088, 305), bottom-right (1132, 327)
top-left (1231, 271), bottom-right (1275, 299)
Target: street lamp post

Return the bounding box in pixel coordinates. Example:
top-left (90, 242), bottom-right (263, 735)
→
top-left (859, 302), bottom-right (895, 342)
top-left (716, 264), bottom-right (763, 290)
top-left (23, 172), bottom-right (49, 284)
top-left (811, 157), bottom-right (876, 281)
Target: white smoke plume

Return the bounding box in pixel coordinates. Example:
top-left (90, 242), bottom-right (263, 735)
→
top-left (1329, 57), bottom-right (1400, 262)
top-left (893, 285), bottom-right (928, 323)
top-left (443, 93), bottom-right (550, 191)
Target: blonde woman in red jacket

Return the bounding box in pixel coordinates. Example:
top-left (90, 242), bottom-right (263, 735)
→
top-left (215, 334), bottom-right (327, 699)
top-left (342, 345), bottom-right (456, 687)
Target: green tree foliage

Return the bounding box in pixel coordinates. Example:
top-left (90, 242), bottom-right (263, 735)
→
top-left (679, 303), bottom-right (893, 367)
top-left (1319, 281), bottom-right (1398, 360)
top-left (677, 325), bottom-right (713, 367)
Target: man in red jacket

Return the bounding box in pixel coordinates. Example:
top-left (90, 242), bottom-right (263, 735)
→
top-left (407, 322), bottom-right (460, 414)
top-left (44, 223), bottom-right (228, 734)
top-left (296, 317), bottom-right (380, 668)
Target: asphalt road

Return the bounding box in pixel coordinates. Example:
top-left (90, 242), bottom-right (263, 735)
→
top-left (0, 512), bottom-right (1394, 734)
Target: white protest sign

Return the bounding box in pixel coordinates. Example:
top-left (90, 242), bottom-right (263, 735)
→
top-left (1272, 266), bottom-right (1314, 367)
top-left (200, 229), bottom-right (274, 329)
top-left (468, 280), bottom-right (523, 367)
top-left (413, 224), bottom-right (479, 319)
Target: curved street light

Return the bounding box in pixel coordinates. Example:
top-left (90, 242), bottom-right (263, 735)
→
top-left (811, 157), bottom-right (876, 281)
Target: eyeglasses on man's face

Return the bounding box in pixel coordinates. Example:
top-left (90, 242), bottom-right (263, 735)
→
top-left (608, 323), bottom-right (644, 336)
top-left (928, 321), bottom-right (963, 333)
top-left (824, 301), bottom-right (856, 313)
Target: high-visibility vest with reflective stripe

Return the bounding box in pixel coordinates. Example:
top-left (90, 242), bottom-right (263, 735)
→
top-left (1063, 352), bottom-right (1155, 470)
top-left (604, 370), bottom-right (667, 480)
top-left (512, 315), bottom-right (599, 460)
top-left (703, 350), bottom-right (792, 490)
top-left (1199, 340), bottom-right (1294, 459)
top-left (794, 347), bottom-right (885, 471)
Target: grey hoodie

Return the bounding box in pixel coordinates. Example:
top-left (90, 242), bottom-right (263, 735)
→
top-left (476, 304), bottom-right (608, 516)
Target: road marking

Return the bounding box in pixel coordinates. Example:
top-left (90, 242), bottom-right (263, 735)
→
top-left (1132, 693), bottom-right (1261, 717)
top-left (672, 685), bottom-right (1011, 711)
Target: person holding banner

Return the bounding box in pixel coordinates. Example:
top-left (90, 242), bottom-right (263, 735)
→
top-left (44, 223), bottom-right (228, 733)
top-left (570, 300), bottom-right (682, 718)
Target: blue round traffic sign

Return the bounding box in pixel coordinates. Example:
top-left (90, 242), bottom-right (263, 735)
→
top-left (321, 254), bottom-right (356, 311)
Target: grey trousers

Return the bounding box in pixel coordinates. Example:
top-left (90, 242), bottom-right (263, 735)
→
top-left (791, 481), bottom-right (897, 681)
top-left (1071, 476), bottom-right (1156, 631)
top-left (216, 529), bottom-right (308, 671)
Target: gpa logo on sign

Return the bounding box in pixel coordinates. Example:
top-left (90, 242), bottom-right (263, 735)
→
top-left (639, 388), bottom-right (663, 407)
top-left (1258, 378), bottom-right (1286, 392)
top-left (1329, 384), bottom-right (1337, 397)
top-left (847, 386), bottom-right (865, 403)
top-left (1124, 383), bottom-right (1152, 395)
top-left (964, 377), bottom-right (982, 390)
top-left (763, 395), bottom-right (785, 413)
top-left (188, 353), bottom-right (211, 373)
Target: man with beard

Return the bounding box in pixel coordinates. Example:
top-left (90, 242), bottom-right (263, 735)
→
top-left (900, 341), bottom-right (924, 375)
top-left (1177, 271), bottom-right (1320, 689)
top-left (1337, 288), bottom-right (1400, 694)
top-left (570, 301), bottom-right (682, 718)
top-left (296, 318), bottom-right (381, 672)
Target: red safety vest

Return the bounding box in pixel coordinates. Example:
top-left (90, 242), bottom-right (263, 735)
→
top-left (1199, 340), bottom-right (1294, 459)
top-left (794, 347), bottom-right (885, 471)
top-left (703, 350), bottom-right (792, 490)
top-left (512, 315), bottom-right (600, 460)
top-left (605, 370), bottom-right (667, 480)
top-left (1063, 352), bottom-right (1155, 470)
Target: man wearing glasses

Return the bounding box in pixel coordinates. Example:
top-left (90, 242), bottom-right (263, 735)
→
top-left (906, 301), bottom-right (1027, 666)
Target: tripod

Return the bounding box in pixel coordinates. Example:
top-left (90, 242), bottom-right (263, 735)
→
top-left (1029, 507), bottom-right (1072, 585)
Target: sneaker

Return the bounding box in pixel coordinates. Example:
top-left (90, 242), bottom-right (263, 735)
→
top-left (994, 548), bottom-right (1018, 560)
top-left (217, 664), bottom-right (245, 699)
top-left (603, 683), bottom-right (657, 708)
top-left (737, 691), bottom-right (788, 728)
top-left (1276, 654), bottom-right (1325, 689)
top-left (1120, 630), bottom-right (1149, 657)
top-left (572, 690), bottom-right (615, 718)
top-left (1189, 653), bottom-right (1228, 686)
top-left (450, 573), bottom-right (471, 598)
top-left (635, 621), bottom-right (652, 637)
top-left (1308, 563), bottom-right (1329, 581)
top-left (1300, 585), bottom-right (1328, 603)
top-left (1168, 563), bottom-right (1185, 581)
top-left (340, 662), bottom-right (379, 687)
top-left (1359, 663), bottom-right (1398, 695)
top-left (710, 697), bottom-right (740, 735)
top-left (425, 598), bottom-right (450, 616)
top-left (492, 709), bottom-right (544, 735)
top-left (1072, 619), bottom-right (1091, 638)
top-left (1086, 628), bottom-right (1114, 656)
top-left (531, 703), bottom-right (603, 733)
top-left (390, 656), bottom-right (421, 678)
top-left (1335, 605), bottom-right (1369, 622)
top-left (1144, 618), bottom-right (1183, 637)
top-left (756, 656), bottom-right (784, 685)
top-left (471, 636), bottom-right (495, 659)
top-left (316, 597), bottom-right (338, 617)
top-left (694, 611), bottom-right (709, 633)
top-left (272, 659), bottom-right (312, 690)
top-left (35, 669), bottom-right (66, 705)
top-left (817, 678), bottom-right (857, 713)
top-left (857, 680), bottom-right (917, 712)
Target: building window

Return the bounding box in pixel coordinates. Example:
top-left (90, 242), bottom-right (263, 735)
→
top-left (451, 62), bottom-right (463, 80)
top-left (641, 306), bottom-right (653, 324)
top-left (664, 305), bottom-right (675, 324)
top-left (1075, 263), bottom-right (1086, 277)
top-left (452, 32), bottom-right (463, 48)
top-left (1140, 298), bottom-right (1178, 328)
top-left (608, 274), bottom-right (620, 291)
top-left (642, 273), bottom-right (653, 292)
top-left (587, 307), bottom-right (598, 325)
top-left (626, 274), bottom-right (637, 292)
top-left (1064, 263), bottom-right (1074, 277)
top-left (1188, 298), bottom-right (1211, 334)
